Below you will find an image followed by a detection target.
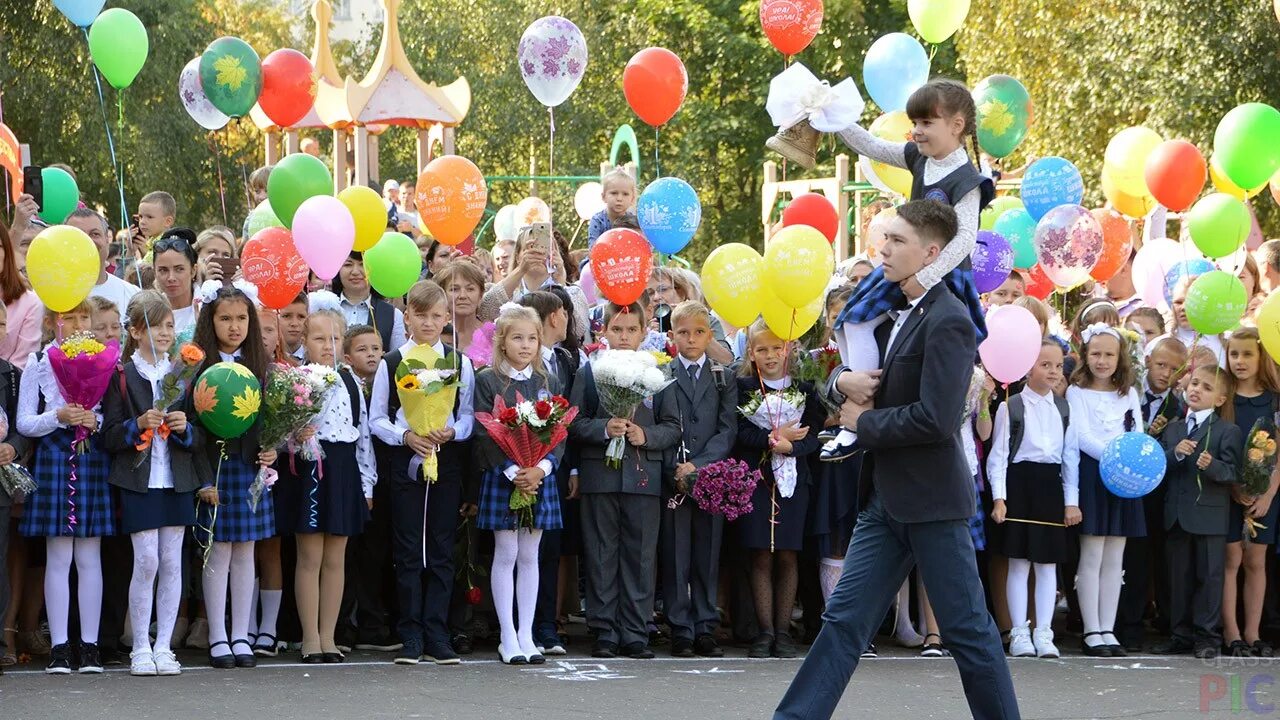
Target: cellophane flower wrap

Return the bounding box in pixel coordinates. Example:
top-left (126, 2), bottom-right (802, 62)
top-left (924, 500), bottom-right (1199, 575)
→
top-left (135, 343), bottom-right (206, 468)
top-left (690, 458), bottom-right (760, 521)
top-left (48, 333), bottom-right (120, 454)
top-left (1241, 419), bottom-right (1279, 540)
top-left (0, 409), bottom-right (35, 500)
top-left (475, 393), bottom-right (577, 529)
top-left (739, 388), bottom-right (806, 498)
top-left (249, 363), bottom-right (338, 512)
top-left (590, 349), bottom-right (673, 469)
top-left (395, 344), bottom-right (460, 483)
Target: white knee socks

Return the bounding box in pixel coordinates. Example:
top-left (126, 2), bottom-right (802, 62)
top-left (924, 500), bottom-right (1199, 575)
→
top-left (229, 542), bottom-right (256, 647)
top-left (1033, 563), bottom-right (1057, 633)
top-left (492, 529), bottom-right (543, 659)
top-left (1078, 535), bottom-right (1125, 646)
top-left (1097, 537), bottom-right (1126, 644)
top-left (1008, 559), bottom-right (1059, 631)
top-left (45, 537), bottom-right (103, 647)
top-left (204, 543), bottom-right (232, 658)
top-left (256, 588), bottom-right (283, 645)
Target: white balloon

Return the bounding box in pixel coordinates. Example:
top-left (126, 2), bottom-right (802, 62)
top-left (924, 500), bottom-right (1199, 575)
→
top-left (1132, 237), bottom-right (1181, 310)
top-left (517, 16), bottom-right (588, 108)
top-left (574, 182), bottom-right (605, 221)
top-left (178, 57), bottom-right (229, 131)
top-left (494, 205), bottom-right (518, 241)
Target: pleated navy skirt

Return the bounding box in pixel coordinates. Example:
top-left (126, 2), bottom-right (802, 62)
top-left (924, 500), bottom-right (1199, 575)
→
top-left (1079, 455), bottom-right (1146, 538)
top-left (278, 441), bottom-right (370, 537)
top-left (120, 487), bottom-right (196, 535)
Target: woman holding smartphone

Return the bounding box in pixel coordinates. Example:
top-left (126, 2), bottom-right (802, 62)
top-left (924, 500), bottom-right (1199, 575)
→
top-left (195, 228), bottom-right (239, 285)
top-left (478, 225), bottom-right (590, 344)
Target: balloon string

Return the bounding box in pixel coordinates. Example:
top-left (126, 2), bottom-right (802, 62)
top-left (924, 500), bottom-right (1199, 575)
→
top-left (66, 437), bottom-right (79, 535)
top-left (309, 457), bottom-right (319, 529)
top-left (548, 107), bottom-right (555, 177)
top-left (209, 134), bottom-right (229, 227)
top-left (654, 127), bottom-right (661, 179)
top-left (84, 28), bottom-right (131, 281)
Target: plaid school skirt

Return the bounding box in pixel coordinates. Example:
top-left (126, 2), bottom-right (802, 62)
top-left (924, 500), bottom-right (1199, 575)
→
top-left (196, 455), bottom-right (276, 544)
top-left (21, 429), bottom-right (114, 538)
top-left (476, 464), bottom-right (562, 532)
top-left (834, 265), bottom-right (988, 342)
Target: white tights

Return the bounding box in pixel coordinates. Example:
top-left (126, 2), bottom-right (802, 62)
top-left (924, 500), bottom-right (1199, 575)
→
top-left (45, 537), bottom-right (102, 646)
top-left (819, 557), bottom-right (843, 602)
top-left (1077, 535), bottom-right (1126, 645)
top-left (1006, 559), bottom-right (1057, 631)
top-left (129, 527), bottom-right (185, 654)
top-left (491, 529), bottom-right (542, 658)
top-left (833, 318), bottom-right (888, 438)
top-left (203, 541), bottom-right (256, 658)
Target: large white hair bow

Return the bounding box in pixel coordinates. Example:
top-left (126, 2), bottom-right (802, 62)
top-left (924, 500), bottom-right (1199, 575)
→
top-left (1081, 322), bottom-right (1122, 346)
top-left (765, 63), bottom-right (865, 133)
top-left (197, 278), bottom-right (260, 306)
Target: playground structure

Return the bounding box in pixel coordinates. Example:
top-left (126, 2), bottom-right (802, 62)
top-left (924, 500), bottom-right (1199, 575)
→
top-left (251, 0), bottom-right (471, 192)
top-left (762, 155), bottom-right (1023, 261)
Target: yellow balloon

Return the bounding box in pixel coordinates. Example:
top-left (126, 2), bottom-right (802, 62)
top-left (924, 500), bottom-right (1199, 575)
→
top-left (764, 225), bottom-right (834, 309)
top-left (1101, 164), bottom-right (1157, 219)
top-left (869, 112), bottom-right (914, 197)
top-left (702, 243), bottom-right (764, 328)
top-left (1209, 156), bottom-right (1267, 201)
top-left (1258, 292), bottom-right (1280, 360)
top-left (1104, 126), bottom-right (1163, 197)
top-left (339, 185), bottom-right (389, 252)
top-left (27, 225), bottom-right (99, 312)
top-left (760, 284), bottom-right (822, 341)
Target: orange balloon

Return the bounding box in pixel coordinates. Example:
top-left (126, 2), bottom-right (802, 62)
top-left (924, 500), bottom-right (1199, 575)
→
top-left (415, 156), bottom-right (488, 246)
top-left (1088, 208), bottom-right (1132, 282)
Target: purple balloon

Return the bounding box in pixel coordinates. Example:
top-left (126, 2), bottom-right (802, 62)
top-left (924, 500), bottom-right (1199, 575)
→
top-left (971, 230), bottom-right (1014, 293)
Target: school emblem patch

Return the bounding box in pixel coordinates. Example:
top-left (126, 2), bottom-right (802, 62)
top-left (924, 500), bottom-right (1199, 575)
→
top-left (925, 188), bottom-right (950, 204)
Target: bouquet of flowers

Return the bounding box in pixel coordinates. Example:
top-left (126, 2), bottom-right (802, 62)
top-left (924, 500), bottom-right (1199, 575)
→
top-left (395, 344), bottom-right (460, 483)
top-left (1241, 420), bottom-right (1279, 540)
top-left (475, 393), bottom-right (577, 528)
top-left (463, 322), bottom-right (497, 369)
top-left (0, 410), bottom-right (35, 501)
top-left (48, 333), bottom-right (121, 454)
top-left (1118, 327), bottom-right (1147, 390)
top-left (689, 458), bottom-right (760, 521)
top-left (739, 387), bottom-right (807, 498)
top-left (792, 346), bottom-right (842, 415)
top-left (590, 349), bottom-right (673, 470)
top-left (135, 343), bottom-right (206, 467)
top-left (248, 363), bottom-right (338, 512)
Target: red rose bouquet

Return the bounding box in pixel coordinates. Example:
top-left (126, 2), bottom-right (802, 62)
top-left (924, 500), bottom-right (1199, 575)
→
top-left (475, 392), bottom-right (577, 528)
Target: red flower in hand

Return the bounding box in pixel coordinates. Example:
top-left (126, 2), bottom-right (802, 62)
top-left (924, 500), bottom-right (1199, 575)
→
top-left (465, 586), bottom-right (483, 605)
top-left (552, 395), bottom-right (570, 410)
top-left (498, 407), bottom-right (519, 425)
top-left (535, 400), bottom-right (553, 420)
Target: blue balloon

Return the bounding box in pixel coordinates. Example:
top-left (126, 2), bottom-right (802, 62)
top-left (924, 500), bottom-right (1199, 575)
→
top-left (1163, 259), bottom-right (1216, 304)
top-left (993, 208), bottom-right (1038, 270)
top-left (1101, 432), bottom-right (1167, 499)
top-left (55, 0), bottom-right (105, 27)
top-left (1020, 157), bottom-right (1084, 221)
top-left (863, 33), bottom-right (930, 112)
top-left (637, 177), bottom-right (701, 255)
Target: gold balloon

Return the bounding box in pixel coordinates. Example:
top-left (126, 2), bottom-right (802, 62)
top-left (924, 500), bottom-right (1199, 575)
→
top-left (1101, 164), bottom-right (1157, 219)
top-left (868, 111), bottom-right (914, 197)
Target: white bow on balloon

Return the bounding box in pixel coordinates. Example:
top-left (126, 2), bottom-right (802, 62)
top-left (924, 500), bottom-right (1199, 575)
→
top-left (766, 63), bottom-right (865, 133)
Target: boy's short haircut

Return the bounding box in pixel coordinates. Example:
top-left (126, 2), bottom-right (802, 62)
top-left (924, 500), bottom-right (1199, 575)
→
top-left (1147, 335), bottom-right (1188, 360)
top-left (88, 296), bottom-right (120, 316)
top-left (895, 199), bottom-right (959, 248)
top-left (406, 280), bottom-right (447, 314)
top-left (1259, 240), bottom-right (1280, 275)
top-left (1006, 270), bottom-right (1027, 286)
top-left (670, 300), bottom-right (711, 329)
top-left (601, 167), bottom-right (637, 192)
top-left (287, 292), bottom-right (308, 308)
top-left (602, 301), bottom-right (646, 326)
top-left (343, 324), bottom-right (379, 353)
top-left (141, 191), bottom-right (177, 218)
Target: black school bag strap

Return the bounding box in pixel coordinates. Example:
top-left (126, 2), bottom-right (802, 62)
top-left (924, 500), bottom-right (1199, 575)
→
top-left (1008, 393), bottom-right (1070, 459)
top-left (34, 350), bottom-right (46, 416)
top-left (340, 368), bottom-right (361, 427)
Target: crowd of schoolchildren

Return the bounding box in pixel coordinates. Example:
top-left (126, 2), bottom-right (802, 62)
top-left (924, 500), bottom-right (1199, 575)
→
top-left (2, 81), bottom-right (1279, 682)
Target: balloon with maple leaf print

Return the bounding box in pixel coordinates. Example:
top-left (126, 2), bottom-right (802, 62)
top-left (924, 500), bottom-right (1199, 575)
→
top-left (972, 75), bottom-right (1033, 159)
top-left (193, 362), bottom-right (262, 439)
top-left (199, 36), bottom-right (264, 119)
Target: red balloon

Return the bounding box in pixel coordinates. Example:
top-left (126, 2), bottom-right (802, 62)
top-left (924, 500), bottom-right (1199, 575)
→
top-left (590, 228), bottom-right (653, 306)
top-left (1088, 208), bottom-right (1132, 282)
top-left (1143, 140), bottom-right (1206, 212)
top-left (259, 49), bottom-right (316, 129)
top-left (759, 0), bottom-right (824, 56)
top-left (622, 48), bottom-right (688, 127)
top-left (781, 193), bottom-right (838, 243)
top-left (1024, 265), bottom-right (1054, 300)
top-left (241, 227), bottom-right (309, 309)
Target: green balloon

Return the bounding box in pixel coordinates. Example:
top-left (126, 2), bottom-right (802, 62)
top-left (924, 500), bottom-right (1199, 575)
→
top-left (993, 208), bottom-right (1037, 270)
top-left (199, 37), bottom-right (263, 119)
top-left (244, 199), bottom-right (283, 238)
top-left (1214, 103), bottom-right (1280, 192)
top-left (194, 362), bottom-right (261, 440)
top-left (980, 196), bottom-right (1024, 231)
top-left (1188, 193), bottom-right (1250, 259)
top-left (973, 75), bottom-right (1032, 159)
top-left (267, 153), bottom-right (332, 228)
top-left (1185, 270), bottom-right (1247, 336)
top-left (38, 167), bottom-right (79, 224)
top-left (364, 232), bottom-right (423, 298)
top-left (87, 8), bottom-right (149, 90)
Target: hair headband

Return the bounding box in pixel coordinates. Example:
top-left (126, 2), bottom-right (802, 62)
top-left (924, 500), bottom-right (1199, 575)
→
top-left (1081, 322), bottom-right (1122, 346)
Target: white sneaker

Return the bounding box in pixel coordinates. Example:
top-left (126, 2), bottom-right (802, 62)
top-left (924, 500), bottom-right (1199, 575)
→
top-left (1033, 628), bottom-right (1059, 659)
top-left (153, 649), bottom-right (182, 675)
top-left (186, 618), bottom-right (210, 649)
top-left (1008, 625), bottom-right (1036, 657)
top-left (129, 649), bottom-right (157, 676)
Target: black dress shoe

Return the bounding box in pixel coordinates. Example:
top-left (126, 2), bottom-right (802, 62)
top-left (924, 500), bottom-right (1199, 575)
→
top-left (592, 641), bottom-right (618, 658)
top-left (322, 652), bottom-right (344, 663)
top-left (622, 642), bottom-right (654, 659)
top-left (231, 639), bottom-right (257, 668)
top-left (749, 633), bottom-right (774, 659)
top-left (209, 641), bottom-right (237, 669)
top-left (301, 653), bottom-right (325, 664)
top-left (670, 637), bottom-right (695, 657)
top-left (1081, 632), bottom-right (1113, 657)
top-left (1150, 639), bottom-right (1195, 655)
top-left (693, 634), bottom-right (724, 658)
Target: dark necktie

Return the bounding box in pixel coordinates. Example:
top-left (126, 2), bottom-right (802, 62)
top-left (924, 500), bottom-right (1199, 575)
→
top-left (1188, 416), bottom-right (1198, 436)
top-left (546, 352), bottom-right (557, 378)
top-left (686, 362), bottom-right (699, 383)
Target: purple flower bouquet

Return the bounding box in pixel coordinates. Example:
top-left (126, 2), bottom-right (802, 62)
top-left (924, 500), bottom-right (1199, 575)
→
top-left (690, 458), bottom-right (761, 522)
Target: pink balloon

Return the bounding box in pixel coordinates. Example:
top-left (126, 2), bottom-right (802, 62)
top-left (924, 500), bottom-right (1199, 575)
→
top-left (578, 264), bottom-right (598, 305)
top-left (1132, 237), bottom-right (1181, 309)
top-left (292, 195), bottom-right (354, 281)
top-left (979, 305), bottom-right (1043, 384)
